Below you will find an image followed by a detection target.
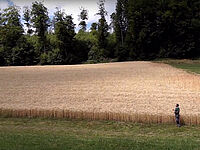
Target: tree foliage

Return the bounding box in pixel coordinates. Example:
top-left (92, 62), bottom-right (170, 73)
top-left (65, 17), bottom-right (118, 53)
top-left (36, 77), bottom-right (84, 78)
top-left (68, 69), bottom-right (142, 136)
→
top-left (96, 0), bottom-right (109, 59)
top-left (78, 7), bottom-right (88, 32)
top-left (23, 6), bottom-right (33, 35)
top-left (53, 8), bottom-right (77, 64)
top-left (113, 0), bottom-right (200, 60)
top-left (0, 6), bottom-right (26, 65)
top-left (90, 22), bottom-right (98, 31)
top-left (31, 1), bottom-right (50, 55)
top-left (0, 0), bottom-right (199, 66)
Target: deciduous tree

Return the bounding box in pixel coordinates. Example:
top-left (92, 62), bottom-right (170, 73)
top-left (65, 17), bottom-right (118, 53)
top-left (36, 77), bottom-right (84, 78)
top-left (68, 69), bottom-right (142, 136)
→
top-left (31, 1), bottom-right (50, 55)
top-left (78, 7), bottom-right (88, 32)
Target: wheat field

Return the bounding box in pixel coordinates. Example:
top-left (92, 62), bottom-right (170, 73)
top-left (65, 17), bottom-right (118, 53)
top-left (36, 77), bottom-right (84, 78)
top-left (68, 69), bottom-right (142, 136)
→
top-left (0, 62), bottom-right (200, 124)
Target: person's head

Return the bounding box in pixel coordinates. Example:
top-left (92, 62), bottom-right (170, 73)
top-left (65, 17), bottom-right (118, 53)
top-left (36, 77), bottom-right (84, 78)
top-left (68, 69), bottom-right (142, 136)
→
top-left (176, 104), bottom-right (179, 107)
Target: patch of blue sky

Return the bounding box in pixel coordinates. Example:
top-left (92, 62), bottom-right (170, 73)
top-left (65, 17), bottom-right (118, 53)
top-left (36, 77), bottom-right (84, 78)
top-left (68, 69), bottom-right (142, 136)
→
top-left (7, 0), bottom-right (14, 6)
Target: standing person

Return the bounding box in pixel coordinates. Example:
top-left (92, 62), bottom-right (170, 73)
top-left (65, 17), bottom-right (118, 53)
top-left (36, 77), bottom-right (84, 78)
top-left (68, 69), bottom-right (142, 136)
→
top-left (174, 104), bottom-right (181, 127)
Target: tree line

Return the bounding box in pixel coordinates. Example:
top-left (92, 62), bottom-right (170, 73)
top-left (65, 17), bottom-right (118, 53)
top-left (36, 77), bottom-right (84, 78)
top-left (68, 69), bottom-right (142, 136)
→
top-left (0, 0), bottom-right (199, 66)
top-left (113, 0), bottom-right (200, 61)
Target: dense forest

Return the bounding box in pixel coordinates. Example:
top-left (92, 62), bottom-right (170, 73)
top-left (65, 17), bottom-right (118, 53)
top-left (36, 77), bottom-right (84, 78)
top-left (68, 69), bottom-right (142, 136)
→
top-left (0, 0), bottom-right (199, 66)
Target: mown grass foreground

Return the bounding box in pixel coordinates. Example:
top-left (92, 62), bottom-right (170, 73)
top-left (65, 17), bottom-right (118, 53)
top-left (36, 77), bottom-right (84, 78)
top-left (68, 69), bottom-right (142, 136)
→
top-left (0, 118), bottom-right (200, 150)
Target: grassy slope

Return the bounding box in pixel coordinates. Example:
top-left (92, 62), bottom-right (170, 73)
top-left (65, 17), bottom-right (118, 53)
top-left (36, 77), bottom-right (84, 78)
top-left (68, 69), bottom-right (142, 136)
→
top-left (1, 118), bottom-right (200, 150)
top-left (157, 59), bottom-right (200, 74)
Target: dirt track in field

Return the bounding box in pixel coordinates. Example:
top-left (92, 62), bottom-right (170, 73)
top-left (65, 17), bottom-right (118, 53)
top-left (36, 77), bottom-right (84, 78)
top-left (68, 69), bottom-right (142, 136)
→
top-left (0, 62), bottom-right (200, 116)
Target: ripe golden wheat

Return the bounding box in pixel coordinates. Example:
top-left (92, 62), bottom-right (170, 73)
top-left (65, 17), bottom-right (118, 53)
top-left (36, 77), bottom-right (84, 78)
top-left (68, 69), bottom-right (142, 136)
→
top-left (0, 62), bottom-right (200, 125)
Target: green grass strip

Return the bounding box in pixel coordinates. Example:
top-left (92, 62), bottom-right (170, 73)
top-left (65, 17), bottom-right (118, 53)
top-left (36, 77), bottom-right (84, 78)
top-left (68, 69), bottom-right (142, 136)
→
top-left (0, 118), bottom-right (200, 150)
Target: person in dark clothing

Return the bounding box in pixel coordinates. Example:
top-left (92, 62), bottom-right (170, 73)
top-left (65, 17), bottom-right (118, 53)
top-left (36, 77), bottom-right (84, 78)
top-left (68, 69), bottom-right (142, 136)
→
top-left (174, 104), bottom-right (181, 127)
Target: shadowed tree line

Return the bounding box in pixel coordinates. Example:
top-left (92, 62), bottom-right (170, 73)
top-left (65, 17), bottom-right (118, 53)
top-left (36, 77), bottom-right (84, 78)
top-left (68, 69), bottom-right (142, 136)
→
top-left (113, 0), bottom-right (200, 61)
top-left (0, 0), bottom-right (199, 66)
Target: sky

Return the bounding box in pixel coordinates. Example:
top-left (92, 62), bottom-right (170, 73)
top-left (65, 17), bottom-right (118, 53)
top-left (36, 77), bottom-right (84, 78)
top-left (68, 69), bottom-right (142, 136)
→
top-left (0, 0), bottom-right (117, 31)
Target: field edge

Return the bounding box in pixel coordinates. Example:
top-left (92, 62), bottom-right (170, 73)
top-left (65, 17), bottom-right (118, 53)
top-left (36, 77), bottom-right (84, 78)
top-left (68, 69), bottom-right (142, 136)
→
top-left (0, 108), bottom-right (200, 125)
